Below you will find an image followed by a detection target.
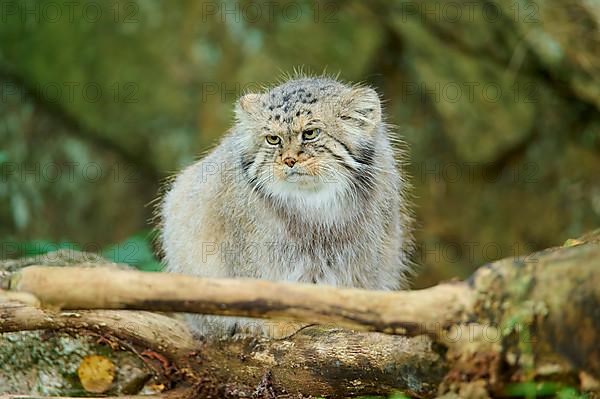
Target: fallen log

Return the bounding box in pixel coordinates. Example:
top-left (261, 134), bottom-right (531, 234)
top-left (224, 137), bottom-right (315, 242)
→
top-left (0, 230), bottom-right (599, 398)
top-left (0, 301), bottom-right (447, 398)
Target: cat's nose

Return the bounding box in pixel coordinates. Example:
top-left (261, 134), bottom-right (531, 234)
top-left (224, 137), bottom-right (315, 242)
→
top-left (283, 157), bottom-right (297, 168)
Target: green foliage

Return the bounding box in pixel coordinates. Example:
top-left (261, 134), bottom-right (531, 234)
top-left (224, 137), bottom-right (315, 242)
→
top-left (336, 383), bottom-right (588, 398)
top-left (101, 230), bottom-right (162, 271)
top-left (6, 231), bottom-right (162, 272)
top-left (502, 382), bottom-right (588, 399)
top-left (556, 387), bottom-right (590, 399)
top-left (357, 391), bottom-right (412, 399)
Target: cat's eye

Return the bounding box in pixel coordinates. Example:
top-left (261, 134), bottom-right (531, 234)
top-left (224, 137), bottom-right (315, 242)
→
top-left (265, 135), bottom-right (281, 146)
top-left (302, 128), bottom-right (320, 141)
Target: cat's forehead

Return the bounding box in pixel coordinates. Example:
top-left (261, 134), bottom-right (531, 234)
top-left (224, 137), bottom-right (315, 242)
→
top-left (263, 78), bottom-right (347, 114)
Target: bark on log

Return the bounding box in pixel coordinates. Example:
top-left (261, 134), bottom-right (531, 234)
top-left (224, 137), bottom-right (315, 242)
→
top-left (0, 301), bottom-right (447, 398)
top-left (0, 230), bottom-right (599, 398)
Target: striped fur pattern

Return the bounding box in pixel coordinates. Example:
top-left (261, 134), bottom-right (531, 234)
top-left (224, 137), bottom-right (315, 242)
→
top-left (160, 76), bottom-right (413, 337)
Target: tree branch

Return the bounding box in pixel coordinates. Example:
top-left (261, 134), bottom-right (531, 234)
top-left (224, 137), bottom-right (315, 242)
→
top-left (3, 265), bottom-right (472, 337)
top-left (0, 301), bottom-right (197, 358)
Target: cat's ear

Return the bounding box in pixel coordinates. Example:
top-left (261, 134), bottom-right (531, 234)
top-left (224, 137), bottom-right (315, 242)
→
top-left (339, 87), bottom-right (382, 134)
top-left (236, 93), bottom-right (263, 118)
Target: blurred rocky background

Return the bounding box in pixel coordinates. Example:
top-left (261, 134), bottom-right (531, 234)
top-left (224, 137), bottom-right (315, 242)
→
top-left (0, 0), bottom-right (599, 287)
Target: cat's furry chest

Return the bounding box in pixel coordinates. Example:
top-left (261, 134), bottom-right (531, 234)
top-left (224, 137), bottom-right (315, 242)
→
top-left (235, 206), bottom-right (371, 284)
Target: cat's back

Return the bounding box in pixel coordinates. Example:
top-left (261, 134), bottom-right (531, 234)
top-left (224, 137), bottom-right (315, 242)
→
top-left (160, 136), bottom-right (240, 276)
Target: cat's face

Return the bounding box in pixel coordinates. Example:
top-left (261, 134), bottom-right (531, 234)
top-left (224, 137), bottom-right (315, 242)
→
top-left (235, 78), bottom-right (382, 209)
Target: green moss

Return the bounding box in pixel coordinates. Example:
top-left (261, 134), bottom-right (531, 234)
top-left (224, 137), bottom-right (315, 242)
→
top-left (0, 331), bottom-right (97, 395)
top-left (0, 331), bottom-right (149, 396)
